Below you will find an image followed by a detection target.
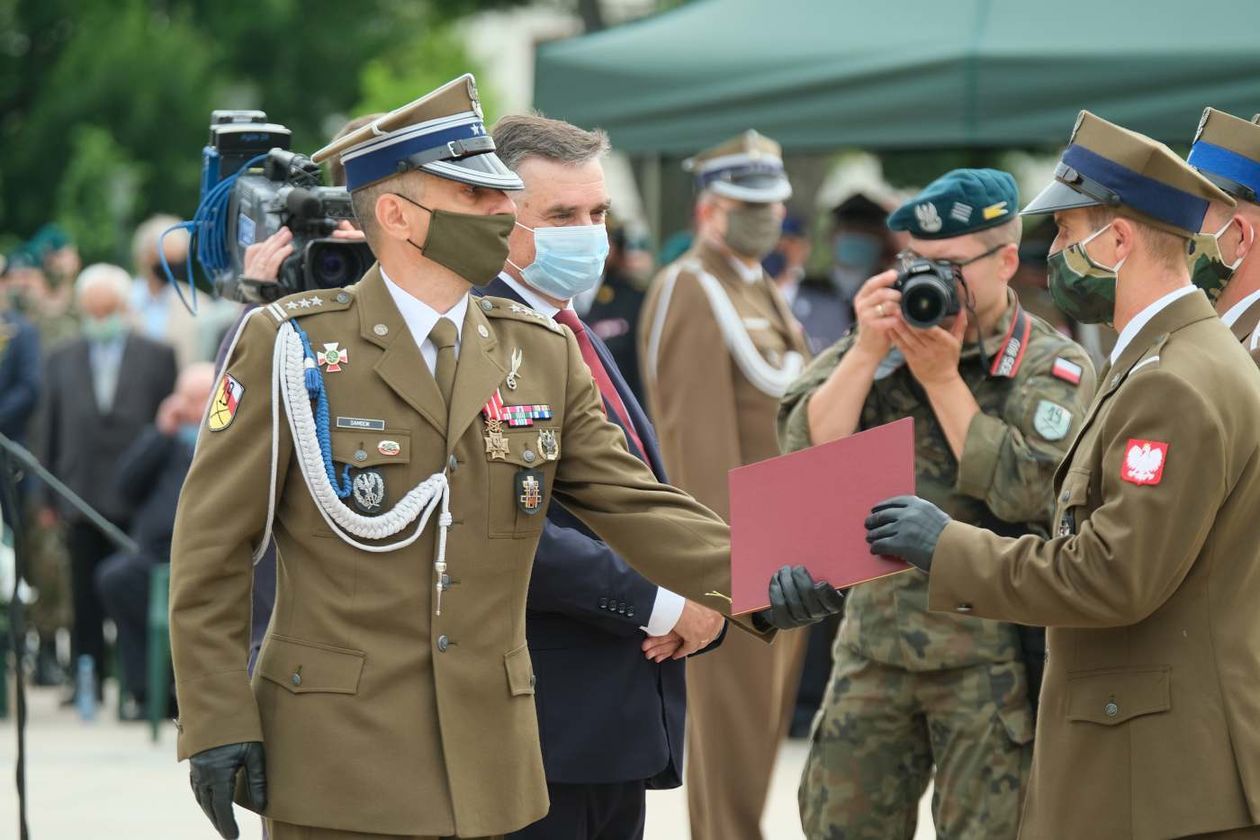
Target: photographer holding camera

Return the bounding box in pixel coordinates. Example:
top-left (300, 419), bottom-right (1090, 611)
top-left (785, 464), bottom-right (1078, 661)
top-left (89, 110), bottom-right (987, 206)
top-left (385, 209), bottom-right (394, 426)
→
top-left (778, 169), bottom-right (1096, 839)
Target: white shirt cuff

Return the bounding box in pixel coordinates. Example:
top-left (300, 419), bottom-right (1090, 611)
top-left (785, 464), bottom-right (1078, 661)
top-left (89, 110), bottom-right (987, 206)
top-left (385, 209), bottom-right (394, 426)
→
top-left (640, 588), bottom-right (686, 636)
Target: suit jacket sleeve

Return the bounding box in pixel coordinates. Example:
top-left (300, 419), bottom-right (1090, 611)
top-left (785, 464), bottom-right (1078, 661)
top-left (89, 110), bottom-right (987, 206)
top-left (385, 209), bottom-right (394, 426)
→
top-left (526, 509), bottom-right (660, 638)
top-left (169, 312), bottom-right (293, 759)
top-left (554, 329), bottom-right (766, 635)
top-left (929, 370), bottom-right (1226, 628)
top-left (0, 321), bottom-right (39, 434)
top-left (642, 273), bottom-right (741, 519)
top-left (113, 425), bottom-right (175, 510)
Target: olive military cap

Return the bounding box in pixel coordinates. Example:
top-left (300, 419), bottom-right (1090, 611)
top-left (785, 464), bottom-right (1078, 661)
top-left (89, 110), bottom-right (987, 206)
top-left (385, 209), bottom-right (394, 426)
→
top-left (683, 129), bottom-right (792, 203)
top-left (1187, 107), bottom-right (1260, 205)
top-left (312, 74), bottom-right (523, 193)
top-left (1022, 111), bottom-right (1234, 236)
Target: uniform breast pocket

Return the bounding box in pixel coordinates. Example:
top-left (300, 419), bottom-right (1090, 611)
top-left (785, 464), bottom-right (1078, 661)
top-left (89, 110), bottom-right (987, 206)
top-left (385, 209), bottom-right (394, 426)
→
top-left (486, 426), bottom-right (559, 539)
top-left (1054, 469), bottom-right (1092, 538)
top-left (329, 429), bottom-right (413, 518)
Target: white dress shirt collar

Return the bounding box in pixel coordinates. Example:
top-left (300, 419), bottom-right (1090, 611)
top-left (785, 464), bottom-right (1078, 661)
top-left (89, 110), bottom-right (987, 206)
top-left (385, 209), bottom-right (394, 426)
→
top-left (380, 267), bottom-right (468, 372)
top-left (1110, 285), bottom-right (1197, 365)
top-left (1220, 288), bottom-right (1260, 329)
top-left (497, 272), bottom-right (574, 320)
top-left (726, 254), bottom-right (764, 285)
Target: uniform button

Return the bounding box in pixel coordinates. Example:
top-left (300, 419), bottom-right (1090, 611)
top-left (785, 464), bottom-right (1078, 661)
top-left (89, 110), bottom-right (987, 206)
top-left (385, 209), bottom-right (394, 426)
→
top-left (354, 450), bottom-right (367, 462)
top-left (529, 674), bottom-right (537, 688)
top-left (437, 635), bottom-right (450, 653)
top-left (448, 455), bottom-right (458, 472)
top-left (599, 597), bottom-right (609, 609)
top-left (955, 603), bottom-right (973, 613)
top-left (481, 299), bottom-right (494, 312)
top-left (1060, 490), bottom-right (1070, 502)
top-left (291, 672), bottom-right (302, 687)
top-left (1104, 701), bottom-right (1119, 718)
top-left (478, 324), bottom-right (490, 338)
top-left (374, 323), bottom-right (389, 336)
top-left (523, 450), bottom-right (536, 463)
top-left (617, 603), bottom-right (626, 615)
top-left (336, 292), bottom-right (350, 304)
top-left (627, 607), bottom-right (636, 618)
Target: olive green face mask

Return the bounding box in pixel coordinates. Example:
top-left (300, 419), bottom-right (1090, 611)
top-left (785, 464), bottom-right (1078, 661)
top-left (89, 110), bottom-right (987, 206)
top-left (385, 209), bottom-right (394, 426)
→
top-left (395, 193), bottom-right (515, 286)
top-left (723, 203), bottom-right (782, 259)
top-left (1045, 223), bottom-right (1126, 325)
top-left (1185, 219), bottom-right (1243, 303)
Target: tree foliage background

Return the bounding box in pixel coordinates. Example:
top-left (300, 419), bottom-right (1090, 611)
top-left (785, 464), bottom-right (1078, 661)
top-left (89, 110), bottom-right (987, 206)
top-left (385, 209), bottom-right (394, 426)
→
top-left (0, 0), bottom-right (531, 265)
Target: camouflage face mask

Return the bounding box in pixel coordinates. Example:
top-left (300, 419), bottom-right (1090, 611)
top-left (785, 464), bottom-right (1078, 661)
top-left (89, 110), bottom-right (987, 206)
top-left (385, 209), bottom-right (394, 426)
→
top-left (1046, 223), bottom-right (1125, 326)
top-left (1185, 219), bottom-right (1243, 303)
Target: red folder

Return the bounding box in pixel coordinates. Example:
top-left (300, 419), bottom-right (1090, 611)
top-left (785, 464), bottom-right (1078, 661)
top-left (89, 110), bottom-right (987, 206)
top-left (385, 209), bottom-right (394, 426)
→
top-left (729, 417), bottom-right (916, 615)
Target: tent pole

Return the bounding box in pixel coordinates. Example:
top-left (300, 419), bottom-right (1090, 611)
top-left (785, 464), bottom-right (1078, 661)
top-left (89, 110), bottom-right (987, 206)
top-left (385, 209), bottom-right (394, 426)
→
top-left (644, 153), bottom-right (663, 250)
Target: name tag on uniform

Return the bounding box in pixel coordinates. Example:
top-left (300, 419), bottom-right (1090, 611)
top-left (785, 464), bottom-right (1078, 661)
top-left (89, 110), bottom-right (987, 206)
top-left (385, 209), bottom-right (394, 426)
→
top-left (336, 416), bottom-right (386, 431)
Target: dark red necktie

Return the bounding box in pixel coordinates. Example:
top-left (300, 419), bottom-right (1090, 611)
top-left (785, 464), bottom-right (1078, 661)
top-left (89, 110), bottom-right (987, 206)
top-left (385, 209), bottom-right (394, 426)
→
top-left (554, 308), bottom-right (647, 459)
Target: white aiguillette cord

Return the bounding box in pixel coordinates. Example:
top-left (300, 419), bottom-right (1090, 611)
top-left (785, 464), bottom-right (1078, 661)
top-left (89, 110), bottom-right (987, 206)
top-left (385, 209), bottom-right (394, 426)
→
top-left (253, 320), bottom-right (453, 612)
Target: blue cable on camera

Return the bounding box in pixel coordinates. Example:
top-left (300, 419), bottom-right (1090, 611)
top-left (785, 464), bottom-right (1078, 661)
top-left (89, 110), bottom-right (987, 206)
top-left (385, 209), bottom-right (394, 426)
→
top-left (290, 319), bottom-right (353, 500)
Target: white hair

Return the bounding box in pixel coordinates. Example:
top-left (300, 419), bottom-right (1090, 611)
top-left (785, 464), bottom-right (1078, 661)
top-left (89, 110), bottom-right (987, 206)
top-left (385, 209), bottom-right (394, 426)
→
top-left (131, 214), bottom-right (188, 273)
top-left (75, 263), bottom-right (134, 308)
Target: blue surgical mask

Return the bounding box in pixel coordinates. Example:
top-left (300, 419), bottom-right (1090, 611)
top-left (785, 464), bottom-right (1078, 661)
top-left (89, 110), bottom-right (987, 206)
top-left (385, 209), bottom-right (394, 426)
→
top-left (510, 223), bottom-right (610, 300)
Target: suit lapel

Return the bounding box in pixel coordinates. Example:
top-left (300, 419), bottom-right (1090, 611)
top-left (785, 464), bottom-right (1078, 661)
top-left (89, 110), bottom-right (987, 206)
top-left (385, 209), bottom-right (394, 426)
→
top-left (355, 266), bottom-right (446, 436)
top-left (447, 300), bottom-right (507, 455)
top-left (1055, 291), bottom-right (1217, 476)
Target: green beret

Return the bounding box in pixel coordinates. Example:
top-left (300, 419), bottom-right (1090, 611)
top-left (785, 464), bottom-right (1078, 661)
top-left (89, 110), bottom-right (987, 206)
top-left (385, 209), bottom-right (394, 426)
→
top-left (887, 168), bottom-right (1019, 240)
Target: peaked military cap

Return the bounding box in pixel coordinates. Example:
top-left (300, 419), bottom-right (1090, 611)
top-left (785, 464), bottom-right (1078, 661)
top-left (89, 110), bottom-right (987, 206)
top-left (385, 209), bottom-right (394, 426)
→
top-left (1187, 107), bottom-right (1260, 204)
top-left (1022, 111), bottom-right (1234, 236)
top-left (887, 168), bottom-right (1018, 240)
top-left (312, 74), bottom-right (523, 193)
top-left (684, 130), bottom-right (792, 203)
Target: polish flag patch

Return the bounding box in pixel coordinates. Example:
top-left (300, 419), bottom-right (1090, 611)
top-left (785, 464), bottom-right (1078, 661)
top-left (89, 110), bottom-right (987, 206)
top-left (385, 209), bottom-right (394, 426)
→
top-left (1051, 357), bottom-right (1083, 385)
top-left (1121, 439), bottom-right (1168, 486)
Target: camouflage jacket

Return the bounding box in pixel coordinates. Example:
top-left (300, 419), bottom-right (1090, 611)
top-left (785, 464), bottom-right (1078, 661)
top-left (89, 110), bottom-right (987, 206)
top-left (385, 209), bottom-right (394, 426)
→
top-left (778, 291), bottom-right (1096, 670)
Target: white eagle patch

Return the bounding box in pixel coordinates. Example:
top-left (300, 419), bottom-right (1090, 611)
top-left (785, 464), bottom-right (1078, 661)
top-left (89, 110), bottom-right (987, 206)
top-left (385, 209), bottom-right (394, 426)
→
top-left (914, 202), bottom-right (943, 233)
top-left (1121, 439), bottom-right (1168, 486)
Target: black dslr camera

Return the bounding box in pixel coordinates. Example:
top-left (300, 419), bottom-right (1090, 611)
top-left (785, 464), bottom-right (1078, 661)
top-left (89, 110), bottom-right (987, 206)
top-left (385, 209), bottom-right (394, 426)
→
top-left (201, 110), bottom-right (373, 303)
top-left (893, 256), bottom-right (962, 329)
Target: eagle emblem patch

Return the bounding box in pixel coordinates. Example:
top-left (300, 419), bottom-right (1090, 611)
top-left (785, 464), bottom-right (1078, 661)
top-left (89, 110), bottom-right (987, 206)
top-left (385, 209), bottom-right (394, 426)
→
top-left (914, 202), bottom-right (943, 233)
top-left (1121, 439), bottom-right (1168, 486)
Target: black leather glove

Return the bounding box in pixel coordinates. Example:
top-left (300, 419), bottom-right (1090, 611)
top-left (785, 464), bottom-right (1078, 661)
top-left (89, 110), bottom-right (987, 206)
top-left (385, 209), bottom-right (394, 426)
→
top-left (754, 565), bottom-right (845, 630)
top-left (189, 741), bottom-right (267, 839)
top-left (865, 495), bottom-right (951, 572)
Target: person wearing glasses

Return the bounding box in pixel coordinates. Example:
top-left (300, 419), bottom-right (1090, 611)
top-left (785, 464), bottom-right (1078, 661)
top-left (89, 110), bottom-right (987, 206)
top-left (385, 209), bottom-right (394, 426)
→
top-left (779, 169), bottom-right (1096, 839)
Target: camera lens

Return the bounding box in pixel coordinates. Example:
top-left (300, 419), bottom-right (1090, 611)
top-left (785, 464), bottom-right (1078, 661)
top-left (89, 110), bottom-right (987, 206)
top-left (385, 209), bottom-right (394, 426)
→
top-left (308, 241), bottom-right (368, 289)
top-left (900, 275), bottom-right (950, 329)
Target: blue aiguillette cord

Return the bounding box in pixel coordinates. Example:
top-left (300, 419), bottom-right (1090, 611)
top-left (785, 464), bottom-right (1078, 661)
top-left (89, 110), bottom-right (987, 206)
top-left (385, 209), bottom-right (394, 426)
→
top-left (290, 319), bottom-right (353, 499)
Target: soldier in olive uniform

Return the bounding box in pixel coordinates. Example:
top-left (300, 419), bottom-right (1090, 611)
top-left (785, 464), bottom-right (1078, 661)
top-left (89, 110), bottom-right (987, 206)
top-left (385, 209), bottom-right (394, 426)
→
top-left (170, 76), bottom-right (841, 840)
top-left (868, 113), bottom-right (1260, 840)
top-left (1185, 108), bottom-right (1260, 367)
top-left (780, 169), bottom-right (1095, 838)
top-left (638, 130), bottom-right (813, 840)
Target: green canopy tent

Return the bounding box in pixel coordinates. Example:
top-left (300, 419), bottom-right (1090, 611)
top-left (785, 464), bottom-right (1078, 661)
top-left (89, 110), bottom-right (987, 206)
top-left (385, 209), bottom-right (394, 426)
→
top-left (534, 0), bottom-right (1260, 153)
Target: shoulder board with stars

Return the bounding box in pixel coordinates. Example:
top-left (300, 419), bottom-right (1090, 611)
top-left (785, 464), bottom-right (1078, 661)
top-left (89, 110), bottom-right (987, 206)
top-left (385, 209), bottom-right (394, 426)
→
top-left (264, 289), bottom-right (357, 324)
top-left (477, 296), bottom-right (564, 333)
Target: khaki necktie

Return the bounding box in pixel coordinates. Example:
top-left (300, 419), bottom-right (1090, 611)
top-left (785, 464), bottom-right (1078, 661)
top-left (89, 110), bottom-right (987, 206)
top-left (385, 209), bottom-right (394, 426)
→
top-left (430, 316), bottom-right (459, 406)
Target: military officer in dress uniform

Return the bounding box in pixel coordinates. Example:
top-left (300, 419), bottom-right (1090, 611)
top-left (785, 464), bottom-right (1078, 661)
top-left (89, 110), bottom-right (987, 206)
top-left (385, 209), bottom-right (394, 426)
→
top-left (638, 130), bottom-right (812, 840)
top-left (1185, 108), bottom-right (1260, 367)
top-left (867, 112), bottom-right (1260, 840)
top-left (780, 169), bottom-right (1095, 839)
top-left (169, 75), bottom-right (842, 840)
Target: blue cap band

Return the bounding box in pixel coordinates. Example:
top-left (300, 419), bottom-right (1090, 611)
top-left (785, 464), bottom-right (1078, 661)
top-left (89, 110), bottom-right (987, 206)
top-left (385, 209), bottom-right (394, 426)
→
top-left (1062, 144), bottom-right (1208, 232)
top-left (1188, 140), bottom-right (1260, 200)
top-left (343, 122), bottom-right (487, 191)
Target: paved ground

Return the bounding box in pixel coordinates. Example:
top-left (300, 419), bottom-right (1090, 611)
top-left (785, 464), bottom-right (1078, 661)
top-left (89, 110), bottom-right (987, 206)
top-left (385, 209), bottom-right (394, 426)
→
top-left (0, 685), bottom-right (933, 839)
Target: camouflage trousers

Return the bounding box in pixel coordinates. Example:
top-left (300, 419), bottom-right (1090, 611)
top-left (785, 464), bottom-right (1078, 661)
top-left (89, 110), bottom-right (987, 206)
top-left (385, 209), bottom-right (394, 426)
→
top-left (798, 643), bottom-right (1034, 840)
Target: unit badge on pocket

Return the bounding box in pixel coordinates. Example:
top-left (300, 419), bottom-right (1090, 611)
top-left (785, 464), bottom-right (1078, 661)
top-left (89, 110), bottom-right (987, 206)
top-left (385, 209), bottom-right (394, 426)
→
top-left (515, 469), bottom-right (544, 516)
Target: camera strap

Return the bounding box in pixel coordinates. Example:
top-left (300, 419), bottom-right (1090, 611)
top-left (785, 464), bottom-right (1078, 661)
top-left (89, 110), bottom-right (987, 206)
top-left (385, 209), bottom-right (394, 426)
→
top-left (987, 300), bottom-right (1032, 379)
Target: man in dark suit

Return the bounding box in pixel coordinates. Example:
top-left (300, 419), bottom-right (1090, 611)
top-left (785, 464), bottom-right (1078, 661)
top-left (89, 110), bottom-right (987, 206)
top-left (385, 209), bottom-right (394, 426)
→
top-left (487, 114), bottom-right (726, 840)
top-left (96, 361), bottom-right (215, 718)
top-left (38, 263), bottom-right (178, 697)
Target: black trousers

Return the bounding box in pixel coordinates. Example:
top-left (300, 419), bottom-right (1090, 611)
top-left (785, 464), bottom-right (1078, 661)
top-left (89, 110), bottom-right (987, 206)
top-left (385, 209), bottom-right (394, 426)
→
top-left (506, 780), bottom-right (646, 840)
top-left (95, 551), bottom-right (160, 698)
top-left (66, 519), bottom-right (122, 690)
